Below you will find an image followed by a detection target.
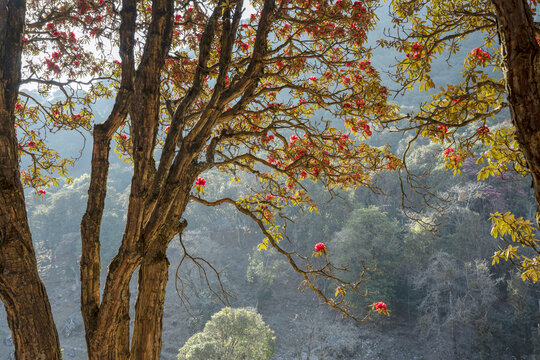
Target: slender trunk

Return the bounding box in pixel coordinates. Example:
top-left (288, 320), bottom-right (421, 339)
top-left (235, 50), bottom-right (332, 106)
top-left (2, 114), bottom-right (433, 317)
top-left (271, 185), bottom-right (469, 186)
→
top-left (86, 254), bottom-right (139, 360)
top-left (491, 0), bottom-right (540, 227)
top-left (116, 285), bottom-right (131, 360)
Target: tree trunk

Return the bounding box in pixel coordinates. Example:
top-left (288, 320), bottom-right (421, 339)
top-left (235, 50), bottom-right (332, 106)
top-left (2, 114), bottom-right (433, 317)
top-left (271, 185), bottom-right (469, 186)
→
top-left (130, 217), bottom-right (187, 360)
top-left (130, 249), bottom-right (170, 360)
top-left (0, 0), bottom-right (62, 358)
top-left (115, 285), bottom-right (131, 360)
top-left (0, 158), bottom-right (62, 360)
top-left (491, 0), bottom-right (540, 227)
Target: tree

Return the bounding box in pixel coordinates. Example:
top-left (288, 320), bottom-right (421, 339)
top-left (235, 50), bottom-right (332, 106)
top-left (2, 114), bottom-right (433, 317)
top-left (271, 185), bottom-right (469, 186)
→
top-left (177, 307), bottom-right (275, 360)
top-left (2, 0), bottom-right (402, 358)
top-left (413, 253), bottom-right (500, 359)
top-left (384, 0), bottom-right (540, 281)
top-left (331, 206), bottom-right (402, 307)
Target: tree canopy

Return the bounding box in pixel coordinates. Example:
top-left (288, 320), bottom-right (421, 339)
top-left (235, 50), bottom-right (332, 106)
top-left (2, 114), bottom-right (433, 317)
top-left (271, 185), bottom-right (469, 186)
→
top-left (177, 307), bottom-right (275, 360)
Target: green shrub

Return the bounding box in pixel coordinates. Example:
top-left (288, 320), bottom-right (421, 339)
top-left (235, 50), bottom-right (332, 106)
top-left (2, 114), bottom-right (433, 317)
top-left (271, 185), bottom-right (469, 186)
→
top-left (177, 307), bottom-right (275, 360)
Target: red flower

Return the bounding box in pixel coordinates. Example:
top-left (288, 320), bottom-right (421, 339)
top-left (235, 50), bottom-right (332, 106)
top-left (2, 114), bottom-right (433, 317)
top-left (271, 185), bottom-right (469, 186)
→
top-left (314, 242), bottom-right (326, 252)
top-left (15, 103), bottom-right (23, 110)
top-left (164, 125), bottom-right (170, 132)
top-left (121, 134), bottom-right (128, 140)
top-left (313, 242), bottom-right (327, 257)
top-left (27, 141), bottom-right (35, 147)
top-left (477, 126), bottom-right (490, 135)
top-left (38, 189), bottom-right (46, 195)
top-left (194, 177), bottom-right (206, 194)
top-left (195, 177), bottom-right (206, 187)
top-left (375, 301), bottom-right (387, 311)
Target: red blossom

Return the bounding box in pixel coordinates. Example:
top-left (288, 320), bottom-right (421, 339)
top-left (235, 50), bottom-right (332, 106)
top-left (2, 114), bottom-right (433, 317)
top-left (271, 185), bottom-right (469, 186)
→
top-left (314, 242), bottom-right (326, 252)
top-left (38, 189), bottom-right (47, 195)
top-left (477, 125), bottom-right (490, 135)
top-left (195, 177), bottom-right (206, 187)
top-left (375, 301), bottom-right (387, 311)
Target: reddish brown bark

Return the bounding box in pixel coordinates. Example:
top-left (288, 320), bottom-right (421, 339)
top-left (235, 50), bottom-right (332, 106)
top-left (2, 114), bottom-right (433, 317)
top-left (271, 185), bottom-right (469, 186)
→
top-left (491, 0), bottom-right (540, 226)
top-left (0, 1), bottom-right (62, 359)
top-left (130, 250), bottom-right (170, 360)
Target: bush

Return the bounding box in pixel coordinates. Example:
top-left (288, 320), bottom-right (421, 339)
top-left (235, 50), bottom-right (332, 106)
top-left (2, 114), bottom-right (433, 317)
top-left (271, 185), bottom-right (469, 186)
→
top-left (177, 307), bottom-right (275, 360)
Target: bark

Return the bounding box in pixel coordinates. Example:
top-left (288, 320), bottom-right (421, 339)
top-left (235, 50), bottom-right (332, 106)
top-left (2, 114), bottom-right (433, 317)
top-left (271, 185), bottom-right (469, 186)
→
top-left (130, 209), bottom-right (188, 360)
top-left (129, 249), bottom-right (170, 360)
top-left (0, 0), bottom-right (62, 359)
top-left (491, 0), bottom-right (540, 227)
top-left (84, 0), bottom-right (174, 358)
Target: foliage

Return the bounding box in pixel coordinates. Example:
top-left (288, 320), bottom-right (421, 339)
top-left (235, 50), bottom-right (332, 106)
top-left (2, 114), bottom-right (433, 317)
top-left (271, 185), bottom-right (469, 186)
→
top-left (383, 0), bottom-right (540, 281)
top-left (331, 206), bottom-right (402, 307)
top-left (491, 212), bottom-right (540, 282)
top-left (177, 307), bottom-right (275, 360)
top-left (246, 247), bottom-right (287, 308)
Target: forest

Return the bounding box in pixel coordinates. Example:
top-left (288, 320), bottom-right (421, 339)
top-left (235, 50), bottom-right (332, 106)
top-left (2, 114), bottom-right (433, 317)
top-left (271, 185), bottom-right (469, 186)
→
top-left (0, 0), bottom-right (539, 359)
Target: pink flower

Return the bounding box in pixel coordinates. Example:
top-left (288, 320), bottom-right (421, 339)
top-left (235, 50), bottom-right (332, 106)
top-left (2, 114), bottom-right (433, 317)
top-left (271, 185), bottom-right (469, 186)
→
top-left (265, 194), bottom-right (274, 201)
top-left (165, 125), bottom-right (171, 132)
top-left (195, 177), bottom-right (206, 187)
top-left (289, 135), bottom-right (298, 142)
top-left (442, 147), bottom-right (454, 157)
top-left (314, 242), bottom-right (326, 252)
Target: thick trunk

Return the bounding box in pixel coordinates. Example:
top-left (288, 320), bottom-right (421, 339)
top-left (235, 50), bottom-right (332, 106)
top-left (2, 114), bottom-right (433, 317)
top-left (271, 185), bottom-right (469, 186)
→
top-left (130, 249), bottom-right (170, 360)
top-left (0, 0), bottom-right (62, 358)
top-left (491, 0), bottom-right (540, 227)
top-left (130, 215), bottom-right (187, 360)
top-left (0, 156), bottom-right (61, 360)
